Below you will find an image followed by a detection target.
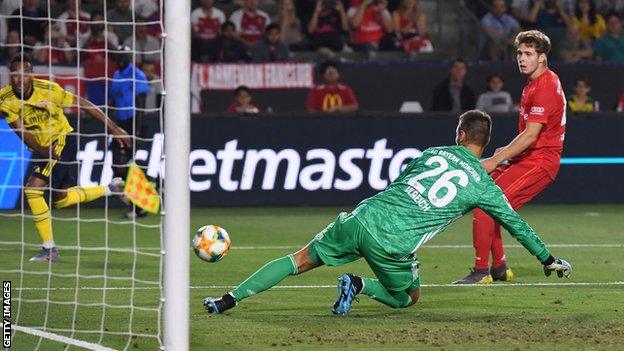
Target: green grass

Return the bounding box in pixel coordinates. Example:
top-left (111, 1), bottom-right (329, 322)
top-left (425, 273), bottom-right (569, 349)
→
top-left (1, 205), bottom-right (623, 350)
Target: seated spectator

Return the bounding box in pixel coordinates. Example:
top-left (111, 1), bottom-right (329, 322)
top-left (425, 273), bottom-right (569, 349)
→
top-left (250, 23), bottom-right (291, 61)
top-left (191, 0), bottom-right (226, 62)
top-left (123, 17), bottom-right (161, 65)
top-left (57, 0), bottom-right (91, 48)
top-left (273, 0), bottom-right (305, 50)
top-left (307, 0), bottom-right (349, 52)
top-left (227, 86), bottom-right (260, 113)
top-left (570, 0), bottom-right (606, 43)
top-left (306, 61), bottom-right (358, 113)
top-left (107, 0), bottom-right (134, 43)
top-left (3, 31), bottom-right (20, 62)
top-left (568, 77), bottom-right (597, 111)
top-left (135, 0), bottom-right (159, 19)
top-left (480, 0), bottom-right (520, 60)
top-left (82, 11), bottom-right (119, 106)
top-left (387, 0), bottom-right (432, 53)
top-left (476, 73), bottom-right (514, 113)
top-left (558, 24), bottom-right (594, 61)
top-left (208, 21), bottom-right (250, 62)
top-left (431, 59), bottom-right (476, 112)
top-left (594, 11), bottom-right (624, 61)
top-left (8, 0), bottom-right (47, 47)
top-left (230, 0), bottom-right (272, 46)
top-left (511, 0), bottom-right (536, 28)
top-left (528, 0), bottom-right (571, 47)
top-left (32, 23), bottom-right (75, 64)
top-left (347, 0), bottom-right (394, 52)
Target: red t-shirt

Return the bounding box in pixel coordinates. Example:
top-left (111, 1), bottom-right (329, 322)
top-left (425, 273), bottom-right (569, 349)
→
top-left (306, 84), bottom-right (358, 111)
top-left (511, 69), bottom-right (566, 178)
top-left (348, 5), bottom-right (388, 45)
top-left (226, 103), bottom-right (260, 113)
top-left (240, 12), bottom-right (268, 44)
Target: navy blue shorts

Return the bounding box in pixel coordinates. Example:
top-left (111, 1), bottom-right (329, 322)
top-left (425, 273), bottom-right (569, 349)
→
top-left (31, 133), bottom-right (77, 190)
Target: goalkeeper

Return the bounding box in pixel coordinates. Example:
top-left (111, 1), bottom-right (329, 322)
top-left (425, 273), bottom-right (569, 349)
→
top-left (0, 53), bottom-right (131, 262)
top-left (204, 110), bottom-right (572, 315)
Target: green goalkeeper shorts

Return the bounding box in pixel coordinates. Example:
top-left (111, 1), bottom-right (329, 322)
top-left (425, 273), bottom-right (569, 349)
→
top-left (308, 212), bottom-right (420, 292)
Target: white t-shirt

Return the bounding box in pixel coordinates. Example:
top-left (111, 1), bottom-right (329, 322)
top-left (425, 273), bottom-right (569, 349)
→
top-left (476, 91), bottom-right (514, 113)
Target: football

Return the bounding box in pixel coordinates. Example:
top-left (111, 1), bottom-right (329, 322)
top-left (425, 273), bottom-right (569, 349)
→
top-left (192, 225), bottom-right (231, 262)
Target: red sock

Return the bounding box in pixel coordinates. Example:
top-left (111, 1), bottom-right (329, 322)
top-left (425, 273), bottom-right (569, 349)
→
top-left (472, 209), bottom-right (496, 270)
top-left (491, 224), bottom-right (506, 268)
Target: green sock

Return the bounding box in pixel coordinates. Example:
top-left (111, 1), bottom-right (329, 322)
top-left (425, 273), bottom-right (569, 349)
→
top-left (231, 255), bottom-right (298, 301)
top-left (361, 278), bottom-right (412, 308)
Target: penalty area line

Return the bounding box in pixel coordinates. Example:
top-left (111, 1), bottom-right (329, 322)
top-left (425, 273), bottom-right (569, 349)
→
top-left (11, 325), bottom-right (117, 351)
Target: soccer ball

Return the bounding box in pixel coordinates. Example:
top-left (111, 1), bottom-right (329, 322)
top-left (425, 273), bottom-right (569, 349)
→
top-left (192, 225), bottom-right (231, 262)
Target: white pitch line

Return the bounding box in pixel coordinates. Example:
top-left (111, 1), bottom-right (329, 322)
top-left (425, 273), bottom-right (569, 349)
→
top-left (11, 325), bottom-right (118, 351)
top-left (13, 281), bottom-right (624, 291)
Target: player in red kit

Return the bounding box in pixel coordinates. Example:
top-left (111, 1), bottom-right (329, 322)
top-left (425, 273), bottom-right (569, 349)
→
top-left (306, 61), bottom-right (359, 113)
top-left (454, 30), bottom-right (566, 284)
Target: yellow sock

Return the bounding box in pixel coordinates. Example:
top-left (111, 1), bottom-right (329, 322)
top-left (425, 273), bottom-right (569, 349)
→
top-left (54, 186), bottom-right (107, 209)
top-left (25, 188), bottom-right (54, 248)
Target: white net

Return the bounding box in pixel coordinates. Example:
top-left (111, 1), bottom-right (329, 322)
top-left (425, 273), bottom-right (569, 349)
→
top-left (0, 1), bottom-right (165, 349)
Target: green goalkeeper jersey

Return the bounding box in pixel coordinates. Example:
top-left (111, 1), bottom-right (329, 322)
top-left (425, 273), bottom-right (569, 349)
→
top-left (352, 145), bottom-right (551, 262)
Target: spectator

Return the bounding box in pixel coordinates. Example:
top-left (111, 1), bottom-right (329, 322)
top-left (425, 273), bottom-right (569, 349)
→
top-left (273, 0), bottom-right (305, 50)
top-left (528, 0), bottom-right (571, 46)
top-left (347, 0), bottom-right (394, 52)
top-left (388, 0), bottom-right (432, 53)
top-left (82, 11), bottom-right (119, 106)
top-left (3, 31), bottom-right (21, 61)
top-left (123, 17), bottom-right (161, 65)
top-left (597, 0), bottom-right (624, 16)
top-left (227, 86), bottom-right (260, 113)
top-left (8, 0), bottom-right (48, 47)
top-left (57, 0), bottom-right (91, 48)
top-left (191, 0), bottom-right (226, 62)
top-left (306, 61), bottom-right (358, 113)
top-left (107, 0), bottom-right (134, 43)
top-left (476, 73), bottom-right (514, 113)
top-left (307, 0), bottom-right (349, 52)
top-left (511, 0), bottom-right (536, 28)
top-left (141, 61), bottom-right (163, 111)
top-left (208, 21), bottom-right (250, 62)
top-left (135, 0), bottom-right (159, 19)
top-left (568, 77), bottom-right (597, 111)
top-left (250, 23), bottom-right (291, 61)
top-left (431, 59), bottom-right (476, 112)
top-left (594, 11), bottom-right (624, 61)
top-left (570, 0), bottom-right (606, 43)
top-left (0, 0), bottom-right (20, 17)
top-left (230, 0), bottom-right (271, 46)
top-left (480, 0), bottom-right (520, 60)
top-left (32, 23), bottom-right (75, 64)
top-left (557, 23), bottom-right (594, 61)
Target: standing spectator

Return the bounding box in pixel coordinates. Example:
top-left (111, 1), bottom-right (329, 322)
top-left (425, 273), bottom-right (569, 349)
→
top-left (227, 86), bottom-right (260, 113)
top-left (388, 0), bottom-right (432, 53)
top-left (123, 17), bottom-right (161, 65)
top-left (82, 11), bottom-right (119, 107)
top-left (32, 23), bottom-right (75, 64)
top-left (528, 0), bottom-right (571, 45)
top-left (307, 0), bottom-right (349, 52)
top-left (109, 47), bottom-right (151, 219)
top-left (347, 0), bottom-right (394, 52)
top-left (306, 61), bottom-right (358, 113)
top-left (273, 0), bottom-right (305, 50)
top-left (480, 0), bottom-right (521, 60)
top-left (476, 73), bottom-right (514, 113)
top-left (141, 61), bottom-right (163, 112)
top-left (594, 11), bottom-right (624, 61)
top-left (568, 77), bottom-right (596, 111)
top-left (8, 0), bottom-right (48, 47)
top-left (570, 0), bottom-right (606, 43)
top-left (230, 0), bottom-right (271, 46)
top-left (557, 23), bottom-right (594, 61)
top-left (431, 59), bottom-right (476, 112)
top-left (208, 21), bottom-right (250, 62)
top-left (57, 0), bottom-right (91, 48)
top-left (191, 0), bottom-right (226, 62)
top-left (107, 0), bottom-right (134, 43)
top-left (250, 23), bottom-right (291, 61)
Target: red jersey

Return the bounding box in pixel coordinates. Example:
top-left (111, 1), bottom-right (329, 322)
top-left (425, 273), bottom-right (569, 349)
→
top-left (347, 5), bottom-right (389, 45)
top-left (306, 84), bottom-right (358, 111)
top-left (191, 7), bottom-right (225, 41)
top-left (511, 69), bottom-right (566, 178)
top-left (230, 9), bottom-right (270, 45)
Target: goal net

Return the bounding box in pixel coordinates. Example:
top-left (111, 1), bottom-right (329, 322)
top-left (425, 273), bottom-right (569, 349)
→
top-left (0, 0), bottom-right (172, 349)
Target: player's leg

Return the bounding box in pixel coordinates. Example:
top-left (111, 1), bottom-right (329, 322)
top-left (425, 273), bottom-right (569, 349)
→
top-left (24, 163), bottom-right (59, 262)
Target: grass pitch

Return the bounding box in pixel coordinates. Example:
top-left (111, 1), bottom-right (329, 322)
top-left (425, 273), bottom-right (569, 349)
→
top-left (1, 205), bottom-right (623, 350)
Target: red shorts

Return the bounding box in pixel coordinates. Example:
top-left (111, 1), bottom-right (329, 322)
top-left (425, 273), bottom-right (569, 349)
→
top-left (490, 162), bottom-right (556, 210)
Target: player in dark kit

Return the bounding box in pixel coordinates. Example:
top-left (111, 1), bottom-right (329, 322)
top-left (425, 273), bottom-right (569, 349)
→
top-left (455, 30), bottom-right (567, 284)
top-left (203, 110), bottom-right (571, 315)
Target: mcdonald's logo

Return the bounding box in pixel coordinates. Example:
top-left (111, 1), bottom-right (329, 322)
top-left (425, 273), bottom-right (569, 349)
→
top-left (322, 94), bottom-right (343, 111)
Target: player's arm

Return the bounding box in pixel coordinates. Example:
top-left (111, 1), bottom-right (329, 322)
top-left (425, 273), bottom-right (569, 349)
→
top-left (76, 95), bottom-right (131, 148)
top-left (476, 186), bottom-right (572, 278)
top-left (8, 117), bottom-right (60, 159)
top-left (481, 121), bottom-right (543, 172)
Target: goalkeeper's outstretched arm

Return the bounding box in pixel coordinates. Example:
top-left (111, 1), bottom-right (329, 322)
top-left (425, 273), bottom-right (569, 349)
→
top-left (76, 94), bottom-right (132, 148)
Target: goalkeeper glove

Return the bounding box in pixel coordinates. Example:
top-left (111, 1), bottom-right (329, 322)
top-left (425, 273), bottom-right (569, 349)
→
top-left (543, 258), bottom-right (572, 278)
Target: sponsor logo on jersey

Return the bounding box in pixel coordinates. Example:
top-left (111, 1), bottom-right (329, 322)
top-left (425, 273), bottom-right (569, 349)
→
top-left (530, 106), bottom-right (545, 115)
top-left (322, 94), bottom-right (343, 111)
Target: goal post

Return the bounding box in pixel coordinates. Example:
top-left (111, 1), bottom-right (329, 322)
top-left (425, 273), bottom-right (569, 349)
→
top-left (163, 0), bottom-right (191, 350)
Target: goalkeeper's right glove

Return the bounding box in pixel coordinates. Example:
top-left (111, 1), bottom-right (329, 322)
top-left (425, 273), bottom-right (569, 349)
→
top-left (543, 258), bottom-right (572, 278)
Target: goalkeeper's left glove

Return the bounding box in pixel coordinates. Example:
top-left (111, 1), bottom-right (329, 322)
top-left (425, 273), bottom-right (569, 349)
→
top-left (542, 256), bottom-right (572, 278)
